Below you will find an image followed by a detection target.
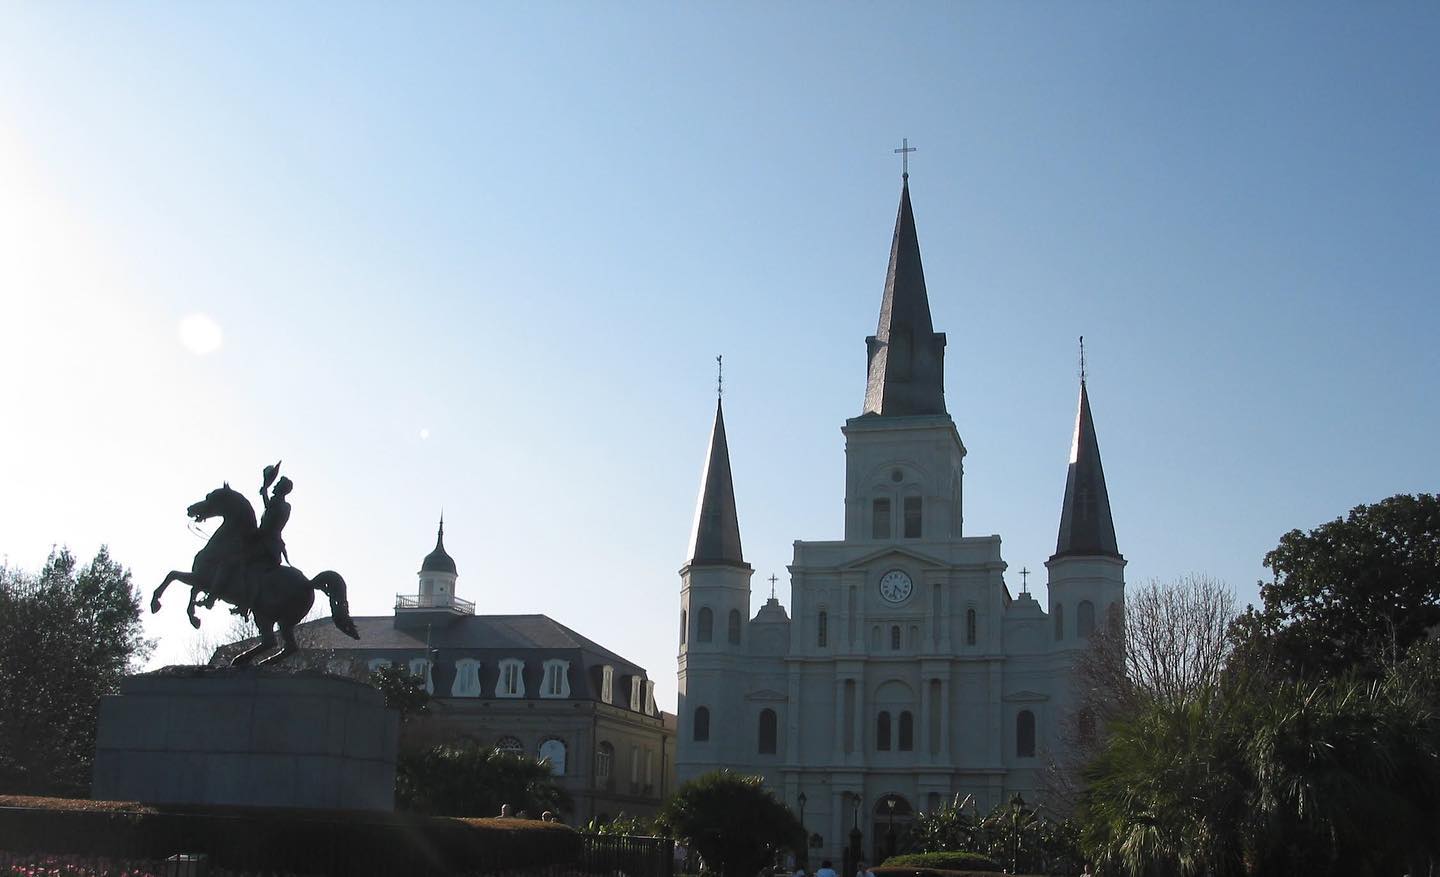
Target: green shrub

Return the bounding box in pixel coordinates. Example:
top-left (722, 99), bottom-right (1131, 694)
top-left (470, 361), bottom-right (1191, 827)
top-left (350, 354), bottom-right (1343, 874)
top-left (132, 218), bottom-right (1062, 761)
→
top-left (881, 850), bottom-right (1003, 871)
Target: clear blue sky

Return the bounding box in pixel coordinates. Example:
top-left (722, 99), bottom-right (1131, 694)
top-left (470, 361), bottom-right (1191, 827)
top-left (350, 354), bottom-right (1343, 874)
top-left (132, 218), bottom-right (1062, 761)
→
top-left (2, 3), bottom-right (1436, 710)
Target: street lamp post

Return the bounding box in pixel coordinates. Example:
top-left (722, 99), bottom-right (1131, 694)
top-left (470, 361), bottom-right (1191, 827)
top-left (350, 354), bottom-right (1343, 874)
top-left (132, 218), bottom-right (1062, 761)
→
top-left (797, 792), bottom-right (808, 872)
top-left (885, 796), bottom-right (897, 862)
top-left (847, 794), bottom-right (863, 875)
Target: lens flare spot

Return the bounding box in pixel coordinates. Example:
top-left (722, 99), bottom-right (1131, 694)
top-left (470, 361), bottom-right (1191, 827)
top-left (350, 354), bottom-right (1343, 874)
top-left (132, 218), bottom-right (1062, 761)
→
top-left (178, 313), bottom-right (223, 355)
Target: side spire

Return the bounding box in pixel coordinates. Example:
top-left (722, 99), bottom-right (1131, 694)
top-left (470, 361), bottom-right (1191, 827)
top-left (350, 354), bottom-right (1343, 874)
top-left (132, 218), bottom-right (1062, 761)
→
top-left (686, 393), bottom-right (747, 568)
top-left (862, 176), bottom-right (947, 417)
top-left (1053, 345), bottom-right (1121, 560)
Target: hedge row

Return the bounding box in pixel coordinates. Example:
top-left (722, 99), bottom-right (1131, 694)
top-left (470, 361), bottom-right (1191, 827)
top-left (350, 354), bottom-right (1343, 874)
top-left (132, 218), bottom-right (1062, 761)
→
top-left (0, 796), bottom-right (579, 876)
top-left (880, 850), bottom-right (1004, 871)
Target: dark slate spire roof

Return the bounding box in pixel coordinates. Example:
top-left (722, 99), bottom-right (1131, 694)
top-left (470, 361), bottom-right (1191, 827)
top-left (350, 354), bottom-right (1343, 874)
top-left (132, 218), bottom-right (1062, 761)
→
top-left (862, 178), bottom-right (948, 417)
top-left (421, 515), bottom-right (458, 575)
top-left (686, 399), bottom-right (747, 567)
top-left (1052, 378), bottom-right (1122, 560)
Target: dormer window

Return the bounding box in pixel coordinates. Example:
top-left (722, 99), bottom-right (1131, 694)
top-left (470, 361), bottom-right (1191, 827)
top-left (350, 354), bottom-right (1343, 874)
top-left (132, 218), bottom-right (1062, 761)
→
top-left (409, 657), bottom-right (434, 694)
top-left (497, 658), bottom-right (525, 697)
top-left (541, 659), bottom-right (571, 698)
top-left (629, 675), bottom-right (643, 712)
top-left (601, 665), bottom-right (614, 704)
top-left (452, 658), bottom-right (482, 697)
top-left (644, 680), bottom-right (657, 716)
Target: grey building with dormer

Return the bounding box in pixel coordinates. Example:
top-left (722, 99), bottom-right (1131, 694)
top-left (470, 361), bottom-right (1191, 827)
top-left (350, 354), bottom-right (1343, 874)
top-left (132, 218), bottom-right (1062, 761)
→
top-left (277, 521), bottom-right (677, 823)
top-left (675, 176), bottom-right (1126, 863)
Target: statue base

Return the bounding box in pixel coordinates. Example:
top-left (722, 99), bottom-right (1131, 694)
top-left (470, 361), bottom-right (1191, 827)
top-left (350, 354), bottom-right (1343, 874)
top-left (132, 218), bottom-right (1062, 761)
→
top-left (92, 667), bottom-right (398, 811)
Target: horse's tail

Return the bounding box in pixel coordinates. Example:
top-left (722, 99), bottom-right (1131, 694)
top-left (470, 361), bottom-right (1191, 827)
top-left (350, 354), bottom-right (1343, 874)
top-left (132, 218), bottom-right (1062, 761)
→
top-left (313, 570), bottom-right (360, 640)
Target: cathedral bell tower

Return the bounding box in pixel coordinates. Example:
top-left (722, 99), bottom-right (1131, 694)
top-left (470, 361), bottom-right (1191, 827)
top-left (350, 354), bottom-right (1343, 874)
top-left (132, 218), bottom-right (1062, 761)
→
top-left (1045, 358), bottom-right (1126, 651)
top-left (676, 395), bottom-right (754, 779)
top-left (843, 176), bottom-right (966, 544)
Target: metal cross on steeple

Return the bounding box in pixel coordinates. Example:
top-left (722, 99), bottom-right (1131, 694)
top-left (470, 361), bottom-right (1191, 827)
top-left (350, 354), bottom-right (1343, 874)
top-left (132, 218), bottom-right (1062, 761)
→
top-left (1019, 567), bottom-right (1031, 593)
top-left (768, 574), bottom-right (778, 599)
top-left (894, 138), bottom-right (917, 179)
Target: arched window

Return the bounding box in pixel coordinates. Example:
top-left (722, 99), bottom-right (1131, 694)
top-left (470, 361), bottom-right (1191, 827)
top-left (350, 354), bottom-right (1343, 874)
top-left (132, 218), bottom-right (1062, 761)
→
top-left (596, 741), bottom-right (614, 781)
top-left (728, 609), bottom-right (742, 644)
top-left (758, 709), bottom-right (778, 754)
top-left (1017, 710), bottom-right (1036, 758)
top-left (1054, 603), bottom-right (1064, 641)
top-left (698, 607), bottom-right (713, 642)
top-left (817, 611), bottom-right (828, 648)
top-left (693, 706), bottom-right (710, 742)
top-left (680, 609), bottom-right (687, 645)
top-left (539, 738), bottom-right (567, 775)
top-left (496, 735), bottom-right (523, 755)
top-left (876, 711), bottom-right (892, 751)
top-left (890, 625), bottom-right (901, 651)
top-left (1077, 601), bottom-right (1095, 639)
top-left (898, 711), bottom-right (914, 751)
top-left (965, 608), bottom-right (977, 646)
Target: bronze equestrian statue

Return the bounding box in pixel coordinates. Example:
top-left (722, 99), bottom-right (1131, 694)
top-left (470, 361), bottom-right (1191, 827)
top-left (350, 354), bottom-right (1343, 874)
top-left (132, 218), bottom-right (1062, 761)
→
top-left (150, 462), bottom-right (360, 665)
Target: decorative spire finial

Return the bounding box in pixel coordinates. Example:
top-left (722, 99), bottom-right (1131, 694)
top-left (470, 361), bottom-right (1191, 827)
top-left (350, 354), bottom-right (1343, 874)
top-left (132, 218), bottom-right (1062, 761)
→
top-left (1079, 336), bottom-right (1086, 383)
top-left (716, 354), bottom-right (723, 400)
top-left (894, 137), bottom-right (917, 180)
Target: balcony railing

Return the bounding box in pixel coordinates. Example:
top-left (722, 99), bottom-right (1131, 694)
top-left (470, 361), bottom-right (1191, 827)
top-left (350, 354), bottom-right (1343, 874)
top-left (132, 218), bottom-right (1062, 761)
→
top-left (394, 593), bottom-right (475, 615)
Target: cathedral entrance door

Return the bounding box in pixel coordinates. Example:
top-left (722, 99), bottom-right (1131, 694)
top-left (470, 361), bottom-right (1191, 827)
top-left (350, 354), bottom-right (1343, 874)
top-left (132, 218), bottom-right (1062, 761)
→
top-left (871, 794), bottom-right (914, 864)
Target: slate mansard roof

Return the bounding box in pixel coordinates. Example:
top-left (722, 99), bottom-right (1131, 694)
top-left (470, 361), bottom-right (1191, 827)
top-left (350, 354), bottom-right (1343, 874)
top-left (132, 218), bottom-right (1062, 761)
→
top-left (294, 612), bottom-right (653, 707)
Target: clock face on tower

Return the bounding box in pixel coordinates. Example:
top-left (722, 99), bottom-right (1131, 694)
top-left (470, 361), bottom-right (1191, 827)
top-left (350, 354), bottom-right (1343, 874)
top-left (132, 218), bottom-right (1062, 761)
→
top-left (878, 569), bottom-right (914, 604)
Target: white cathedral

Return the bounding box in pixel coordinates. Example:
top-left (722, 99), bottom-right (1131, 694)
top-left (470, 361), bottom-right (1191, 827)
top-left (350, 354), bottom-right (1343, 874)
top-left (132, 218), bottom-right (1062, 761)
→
top-left (675, 175), bottom-right (1126, 862)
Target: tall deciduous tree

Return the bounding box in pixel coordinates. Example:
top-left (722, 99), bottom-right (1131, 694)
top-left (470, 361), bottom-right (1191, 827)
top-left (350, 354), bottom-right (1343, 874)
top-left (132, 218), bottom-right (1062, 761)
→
top-left (655, 771), bottom-right (803, 877)
top-left (0, 547), bottom-right (152, 796)
top-left (1237, 493), bottom-right (1440, 678)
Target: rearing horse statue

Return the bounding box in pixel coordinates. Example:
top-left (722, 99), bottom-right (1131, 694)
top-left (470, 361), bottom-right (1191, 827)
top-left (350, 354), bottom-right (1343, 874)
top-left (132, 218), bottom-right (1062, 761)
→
top-left (150, 483), bottom-right (360, 665)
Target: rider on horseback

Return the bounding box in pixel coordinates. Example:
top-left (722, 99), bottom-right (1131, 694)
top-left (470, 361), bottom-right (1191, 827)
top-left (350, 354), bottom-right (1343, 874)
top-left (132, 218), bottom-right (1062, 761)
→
top-left (231, 472), bottom-right (293, 617)
top-left (204, 461), bottom-right (292, 619)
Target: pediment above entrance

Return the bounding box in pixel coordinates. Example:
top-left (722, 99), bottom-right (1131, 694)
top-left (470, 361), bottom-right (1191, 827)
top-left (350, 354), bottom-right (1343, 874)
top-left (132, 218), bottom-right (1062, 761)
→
top-left (837, 545), bottom-right (947, 571)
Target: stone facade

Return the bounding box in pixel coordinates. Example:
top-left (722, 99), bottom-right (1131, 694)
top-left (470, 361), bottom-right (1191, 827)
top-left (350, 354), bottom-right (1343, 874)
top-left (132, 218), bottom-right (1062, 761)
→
top-left (675, 178), bottom-right (1126, 864)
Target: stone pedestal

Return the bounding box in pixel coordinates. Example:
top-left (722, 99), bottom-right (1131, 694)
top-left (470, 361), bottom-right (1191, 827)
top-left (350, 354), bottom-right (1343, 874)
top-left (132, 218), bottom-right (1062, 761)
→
top-left (92, 667), bottom-right (399, 811)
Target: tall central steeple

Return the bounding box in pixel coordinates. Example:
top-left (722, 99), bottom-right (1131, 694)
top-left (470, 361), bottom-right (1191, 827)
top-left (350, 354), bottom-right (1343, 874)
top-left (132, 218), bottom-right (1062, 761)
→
top-left (862, 178), bottom-right (948, 417)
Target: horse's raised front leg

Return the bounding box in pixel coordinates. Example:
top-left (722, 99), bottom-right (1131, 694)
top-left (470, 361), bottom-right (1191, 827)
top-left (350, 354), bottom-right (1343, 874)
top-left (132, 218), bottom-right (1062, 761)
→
top-left (185, 587), bottom-right (203, 629)
top-left (231, 617), bottom-right (276, 667)
top-left (151, 570), bottom-right (197, 614)
top-left (256, 619), bottom-right (299, 667)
